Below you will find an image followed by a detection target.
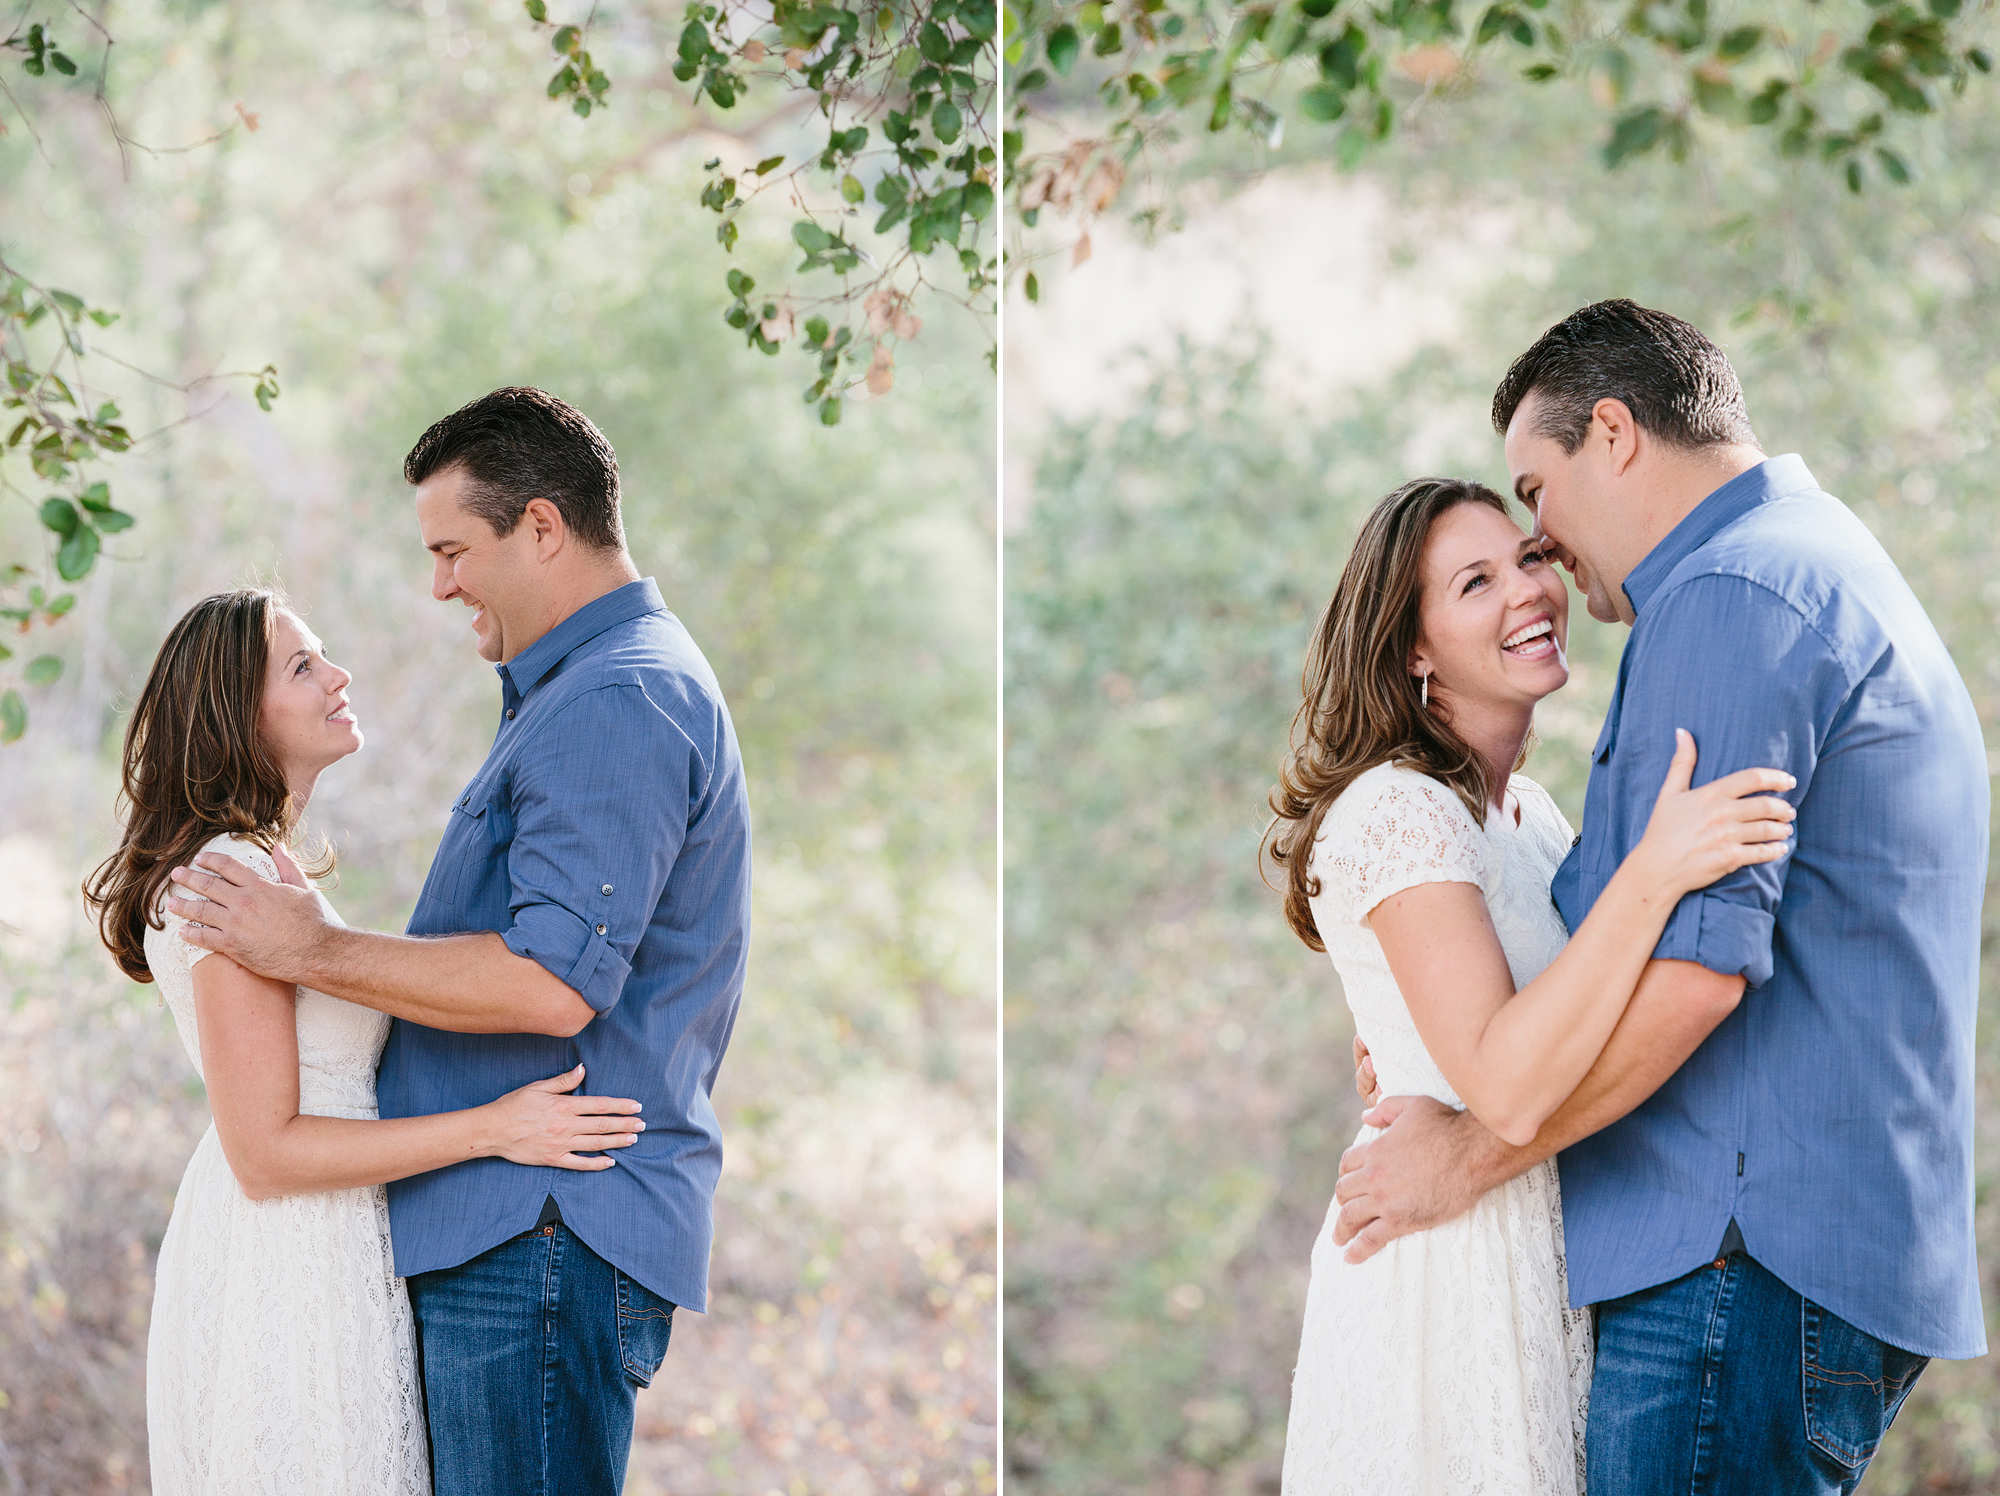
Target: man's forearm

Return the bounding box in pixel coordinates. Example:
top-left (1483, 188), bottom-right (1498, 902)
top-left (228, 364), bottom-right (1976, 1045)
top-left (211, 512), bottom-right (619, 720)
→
top-left (1460, 957), bottom-right (1745, 1190)
top-left (302, 927), bottom-right (595, 1037)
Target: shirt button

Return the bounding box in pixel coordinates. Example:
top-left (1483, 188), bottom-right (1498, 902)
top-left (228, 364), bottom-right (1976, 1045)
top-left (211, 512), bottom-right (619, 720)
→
top-left (506, 709), bottom-right (516, 719)
top-left (601, 884), bottom-right (613, 895)
top-left (596, 923), bottom-right (607, 935)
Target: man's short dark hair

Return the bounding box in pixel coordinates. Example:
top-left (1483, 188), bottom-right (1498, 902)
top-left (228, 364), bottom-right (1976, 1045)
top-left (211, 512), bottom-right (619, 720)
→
top-left (1491, 300), bottom-right (1760, 456)
top-left (403, 386), bottom-right (625, 550)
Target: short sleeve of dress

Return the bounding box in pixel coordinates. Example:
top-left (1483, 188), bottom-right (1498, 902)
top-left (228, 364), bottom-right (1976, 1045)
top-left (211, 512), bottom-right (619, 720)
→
top-left (157, 833), bottom-right (282, 971)
top-left (1309, 765), bottom-right (1489, 925)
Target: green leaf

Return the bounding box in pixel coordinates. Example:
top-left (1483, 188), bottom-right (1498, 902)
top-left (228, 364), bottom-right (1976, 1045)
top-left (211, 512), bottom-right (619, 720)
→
top-left (81, 481), bottom-right (110, 505)
top-left (1522, 62), bottom-right (1559, 81)
top-left (1693, 75), bottom-right (1743, 120)
top-left (49, 50), bottom-right (76, 75)
top-left (755, 155), bottom-right (786, 175)
top-left (1045, 24), bottom-right (1081, 75)
top-left (1298, 83), bottom-right (1348, 121)
top-left (0, 690), bottom-right (24, 745)
top-left (1602, 106), bottom-right (1667, 167)
top-left (804, 315), bottom-right (831, 345)
top-left (819, 397), bottom-right (842, 426)
top-left (23, 655), bottom-right (61, 686)
top-left (555, 24), bottom-right (583, 54)
top-left (48, 290), bottom-right (84, 315)
top-left (91, 507), bottom-right (136, 534)
top-left (933, 100), bottom-right (963, 143)
top-left (525, 0), bottom-right (548, 20)
top-left (964, 179), bottom-right (995, 219)
top-left (727, 268), bottom-right (755, 296)
top-left (1024, 271), bottom-right (1040, 303)
top-left (56, 522), bottom-right (100, 581)
top-left (792, 221), bottom-right (834, 252)
top-left (1845, 157), bottom-right (1864, 193)
top-left (1300, 0), bottom-right (1336, 16)
top-left (1876, 146), bottom-right (1911, 183)
top-left (87, 308), bottom-right (119, 327)
top-left (549, 62), bottom-right (579, 96)
top-left (1716, 25), bottom-right (1763, 61)
top-left (842, 173), bottom-right (865, 203)
top-left (39, 498), bottom-right (79, 537)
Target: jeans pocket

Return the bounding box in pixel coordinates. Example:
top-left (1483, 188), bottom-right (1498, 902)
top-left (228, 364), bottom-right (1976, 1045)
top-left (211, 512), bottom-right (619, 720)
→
top-left (615, 1269), bottom-right (676, 1388)
top-left (1800, 1300), bottom-right (1929, 1470)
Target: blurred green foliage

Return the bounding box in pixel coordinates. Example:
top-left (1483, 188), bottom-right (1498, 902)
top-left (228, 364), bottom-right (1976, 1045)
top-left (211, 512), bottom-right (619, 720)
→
top-left (0, 0), bottom-right (994, 1487)
top-left (1005, 61), bottom-right (2000, 1496)
top-left (524, 0), bottom-right (997, 421)
top-left (1004, 0), bottom-right (1994, 296)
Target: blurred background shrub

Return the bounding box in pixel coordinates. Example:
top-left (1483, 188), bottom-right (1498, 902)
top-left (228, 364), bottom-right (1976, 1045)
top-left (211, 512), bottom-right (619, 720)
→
top-left (0, 2), bottom-right (995, 1492)
top-left (1004, 49), bottom-right (2000, 1496)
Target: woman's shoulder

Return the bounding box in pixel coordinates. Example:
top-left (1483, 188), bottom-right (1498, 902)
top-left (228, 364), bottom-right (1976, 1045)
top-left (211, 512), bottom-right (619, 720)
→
top-left (1311, 761), bottom-right (1484, 865)
top-left (187, 831), bottom-right (282, 885)
top-left (1331, 761), bottom-right (1478, 827)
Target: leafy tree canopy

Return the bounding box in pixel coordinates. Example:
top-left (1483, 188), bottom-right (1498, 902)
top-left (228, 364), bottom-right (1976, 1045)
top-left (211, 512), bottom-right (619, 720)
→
top-left (1003, 0), bottom-right (1994, 296)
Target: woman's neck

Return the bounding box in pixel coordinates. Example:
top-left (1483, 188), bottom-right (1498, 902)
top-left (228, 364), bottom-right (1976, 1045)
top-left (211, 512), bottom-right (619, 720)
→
top-left (1440, 700), bottom-right (1533, 810)
top-left (285, 766), bottom-right (322, 822)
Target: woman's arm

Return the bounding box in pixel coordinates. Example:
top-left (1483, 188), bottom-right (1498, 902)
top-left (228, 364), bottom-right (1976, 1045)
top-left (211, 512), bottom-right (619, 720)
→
top-left (1368, 731), bottom-right (1792, 1147)
top-left (190, 954), bottom-right (643, 1203)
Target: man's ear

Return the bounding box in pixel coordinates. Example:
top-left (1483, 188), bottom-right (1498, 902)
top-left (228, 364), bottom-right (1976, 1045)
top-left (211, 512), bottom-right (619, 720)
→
top-left (1592, 397), bottom-right (1642, 479)
top-left (524, 497), bottom-right (567, 558)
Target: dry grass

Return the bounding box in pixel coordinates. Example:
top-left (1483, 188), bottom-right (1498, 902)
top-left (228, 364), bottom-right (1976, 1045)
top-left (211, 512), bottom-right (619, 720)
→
top-left (0, 836), bottom-right (995, 1496)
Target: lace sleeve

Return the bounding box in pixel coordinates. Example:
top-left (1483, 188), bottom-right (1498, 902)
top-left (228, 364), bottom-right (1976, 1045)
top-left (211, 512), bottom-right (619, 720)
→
top-left (159, 833), bottom-right (282, 970)
top-left (1311, 766), bottom-right (1488, 924)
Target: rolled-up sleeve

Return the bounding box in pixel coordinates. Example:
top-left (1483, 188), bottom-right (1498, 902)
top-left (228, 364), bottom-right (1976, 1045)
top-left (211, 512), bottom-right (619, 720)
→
top-left (1614, 574), bottom-right (1851, 988)
top-left (502, 682), bottom-right (704, 1013)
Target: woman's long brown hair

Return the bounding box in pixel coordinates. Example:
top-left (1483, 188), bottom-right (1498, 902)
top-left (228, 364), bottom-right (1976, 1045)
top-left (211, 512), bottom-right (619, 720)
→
top-left (84, 587), bottom-right (332, 982)
top-left (1265, 478), bottom-right (1525, 952)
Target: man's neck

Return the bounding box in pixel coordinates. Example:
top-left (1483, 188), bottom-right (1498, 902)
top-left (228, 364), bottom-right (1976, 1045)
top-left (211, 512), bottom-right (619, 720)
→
top-left (500, 558), bottom-right (643, 664)
top-left (1608, 443), bottom-right (1765, 622)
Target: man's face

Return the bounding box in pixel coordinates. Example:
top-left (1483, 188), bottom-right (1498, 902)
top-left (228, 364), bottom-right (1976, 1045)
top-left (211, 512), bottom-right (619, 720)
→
top-left (1503, 391), bottom-right (1624, 625)
top-left (413, 466), bottom-right (542, 663)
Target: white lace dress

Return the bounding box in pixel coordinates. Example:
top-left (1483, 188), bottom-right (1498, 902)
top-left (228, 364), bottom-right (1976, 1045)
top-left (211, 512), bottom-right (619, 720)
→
top-left (142, 833), bottom-right (429, 1495)
top-left (1281, 764), bottom-right (1593, 1496)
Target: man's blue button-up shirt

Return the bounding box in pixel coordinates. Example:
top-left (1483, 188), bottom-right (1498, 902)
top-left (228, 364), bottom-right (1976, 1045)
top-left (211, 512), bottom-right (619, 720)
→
top-left (1551, 455), bottom-right (1988, 1360)
top-left (376, 578), bottom-right (751, 1312)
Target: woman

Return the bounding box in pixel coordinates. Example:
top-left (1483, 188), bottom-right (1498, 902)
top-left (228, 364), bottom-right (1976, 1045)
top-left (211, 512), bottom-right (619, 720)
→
top-left (85, 588), bottom-right (647, 1495)
top-left (1264, 480), bottom-right (1795, 1494)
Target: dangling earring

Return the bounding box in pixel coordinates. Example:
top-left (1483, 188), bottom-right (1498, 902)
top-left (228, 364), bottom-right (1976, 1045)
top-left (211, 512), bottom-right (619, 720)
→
top-left (1419, 672), bottom-right (1430, 709)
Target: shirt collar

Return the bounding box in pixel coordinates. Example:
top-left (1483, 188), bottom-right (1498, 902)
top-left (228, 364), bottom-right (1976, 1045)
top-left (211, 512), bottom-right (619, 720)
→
top-left (497, 577), bottom-right (665, 697)
top-left (1621, 454), bottom-right (1819, 617)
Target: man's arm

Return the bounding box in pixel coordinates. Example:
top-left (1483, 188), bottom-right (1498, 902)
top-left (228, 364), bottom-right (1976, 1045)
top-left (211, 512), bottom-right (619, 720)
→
top-left (166, 860), bottom-right (595, 1036)
top-left (1331, 957), bottom-right (1742, 1263)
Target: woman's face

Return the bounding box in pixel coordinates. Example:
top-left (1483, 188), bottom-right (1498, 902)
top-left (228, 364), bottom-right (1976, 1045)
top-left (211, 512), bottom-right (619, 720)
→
top-left (1411, 501), bottom-right (1570, 716)
top-left (258, 609), bottom-right (362, 784)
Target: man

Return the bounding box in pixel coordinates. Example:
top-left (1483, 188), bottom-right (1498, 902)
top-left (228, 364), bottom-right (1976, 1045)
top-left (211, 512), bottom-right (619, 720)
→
top-left (168, 386), bottom-right (752, 1493)
top-left (1338, 302), bottom-right (1986, 1492)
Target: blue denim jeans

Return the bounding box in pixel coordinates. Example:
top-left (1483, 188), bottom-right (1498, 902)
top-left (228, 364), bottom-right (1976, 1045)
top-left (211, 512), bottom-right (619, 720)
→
top-left (1588, 1252), bottom-right (1928, 1495)
top-left (406, 1222), bottom-right (676, 1496)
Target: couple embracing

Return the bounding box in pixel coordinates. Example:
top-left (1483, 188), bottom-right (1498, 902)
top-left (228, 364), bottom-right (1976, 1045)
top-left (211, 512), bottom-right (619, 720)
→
top-left (1269, 302), bottom-right (1987, 1494)
top-left (84, 387), bottom-right (751, 1494)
